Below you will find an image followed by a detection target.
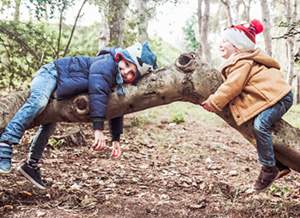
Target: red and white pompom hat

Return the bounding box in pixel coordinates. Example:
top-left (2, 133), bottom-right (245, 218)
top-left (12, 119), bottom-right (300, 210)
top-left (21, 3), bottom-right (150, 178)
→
top-left (222, 19), bottom-right (264, 50)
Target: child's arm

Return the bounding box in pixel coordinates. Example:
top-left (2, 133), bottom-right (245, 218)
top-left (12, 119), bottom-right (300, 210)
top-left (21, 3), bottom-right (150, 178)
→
top-left (109, 116), bottom-right (123, 159)
top-left (205, 62), bottom-right (252, 112)
top-left (92, 130), bottom-right (106, 151)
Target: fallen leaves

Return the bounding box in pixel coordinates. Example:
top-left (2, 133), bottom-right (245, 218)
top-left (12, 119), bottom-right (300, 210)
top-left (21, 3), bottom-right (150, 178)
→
top-left (20, 191), bottom-right (32, 196)
top-left (0, 118), bottom-right (300, 217)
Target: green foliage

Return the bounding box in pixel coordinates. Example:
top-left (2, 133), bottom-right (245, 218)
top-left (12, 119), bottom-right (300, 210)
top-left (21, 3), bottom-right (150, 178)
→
top-left (166, 102), bottom-right (224, 126)
top-left (170, 112), bottom-right (185, 124)
top-left (48, 138), bottom-right (66, 148)
top-left (65, 22), bottom-right (101, 57)
top-left (182, 15), bottom-right (199, 52)
top-left (269, 183), bottom-right (290, 196)
top-left (27, 0), bottom-right (74, 20)
top-left (273, 20), bottom-right (300, 63)
top-left (0, 20), bottom-right (101, 91)
top-left (282, 104), bottom-right (300, 129)
top-left (148, 36), bottom-right (181, 67)
top-left (130, 116), bottom-right (151, 127)
top-left (123, 9), bottom-right (139, 48)
top-left (0, 20), bottom-right (59, 90)
top-left (130, 109), bottom-right (158, 127)
top-left (136, 102), bottom-right (225, 127)
top-left (275, 20), bottom-right (300, 40)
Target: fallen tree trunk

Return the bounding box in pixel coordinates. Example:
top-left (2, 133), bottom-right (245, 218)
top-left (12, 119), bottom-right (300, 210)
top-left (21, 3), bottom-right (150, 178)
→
top-left (1, 52), bottom-right (300, 172)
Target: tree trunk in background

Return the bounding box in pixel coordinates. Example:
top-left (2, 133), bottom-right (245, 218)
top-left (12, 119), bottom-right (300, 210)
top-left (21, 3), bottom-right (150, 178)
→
top-left (295, 75), bottom-right (300, 104)
top-left (197, 0), bottom-right (203, 56)
top-left (283, 0), bottom-right (297, 86)
top-left (135, 0), bottom-right (149, 43)
top-left (200, 0), bottom-right (211, 65)
top-left (56, 2), bottom-right (67, 59)
top-left (98, 20), bottom-right (110, 50)
top-left (14, 0), bottom-right (22, 22)
top-left (260, 0), bottom-right (272, 56)
top-left (241, 0), bottom-right (251, 22)
top-left (220, 0), bottom-right (233, 26)
top-left (2, 52), bottom-right (300, 173)
top-left (107, 0), bottom-right (128, 47)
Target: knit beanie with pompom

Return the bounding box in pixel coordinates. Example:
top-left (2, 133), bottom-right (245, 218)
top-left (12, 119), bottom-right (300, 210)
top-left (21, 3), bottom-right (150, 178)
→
top-left (222, 19), bottom-right (264, 50)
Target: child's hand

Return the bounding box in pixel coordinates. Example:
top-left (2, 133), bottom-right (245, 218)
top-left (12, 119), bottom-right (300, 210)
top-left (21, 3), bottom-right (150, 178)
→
top-left (201, 100), bottom-right (213, 112)
top-left (111, 141), bottom-right (121, 159)
top-left (92, 130), bottom-right (106, 151)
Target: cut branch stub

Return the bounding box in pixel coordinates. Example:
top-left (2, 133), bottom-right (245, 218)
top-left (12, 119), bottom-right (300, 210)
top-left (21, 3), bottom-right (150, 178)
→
top-left (176, 52), bottom-right (196, 72)
top-left (72, 95), bottom-right (89, 115)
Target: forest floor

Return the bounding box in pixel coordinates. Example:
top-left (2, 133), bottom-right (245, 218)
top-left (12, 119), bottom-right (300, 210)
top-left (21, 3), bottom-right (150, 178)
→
top-left (1, 104), bottom-right (300, 218)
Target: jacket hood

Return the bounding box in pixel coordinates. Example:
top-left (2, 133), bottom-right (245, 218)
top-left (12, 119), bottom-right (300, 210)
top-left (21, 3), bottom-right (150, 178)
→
top-left (229, 48), bottom-right (280, 70)
top-left (96, 47), bottom-right (117, 58)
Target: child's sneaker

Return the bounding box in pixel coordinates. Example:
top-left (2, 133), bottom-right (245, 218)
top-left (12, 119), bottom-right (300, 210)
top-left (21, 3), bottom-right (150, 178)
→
top-left (18, 162), bottom-right (46, 190)
top-left (0, 141), bottom-right (13, 173)
top-left (254, 166), bottom-right (279, 192)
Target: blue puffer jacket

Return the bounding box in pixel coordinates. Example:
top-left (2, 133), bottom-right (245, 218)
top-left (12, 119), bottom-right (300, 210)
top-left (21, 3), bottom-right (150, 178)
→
top-left (53, 47), bottom-right (123, 136)
top-left (54, 47), bottom-right (118, 118)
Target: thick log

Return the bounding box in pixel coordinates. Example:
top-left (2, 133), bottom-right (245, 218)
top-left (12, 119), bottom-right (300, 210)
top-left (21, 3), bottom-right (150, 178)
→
top-left (1, 52), bottom-right (300, 172)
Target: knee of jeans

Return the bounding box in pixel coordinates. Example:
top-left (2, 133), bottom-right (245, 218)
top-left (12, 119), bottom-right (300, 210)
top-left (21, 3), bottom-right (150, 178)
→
top-left (28, 94), bottom-right (49, 111)
top-left (254, 119), bottom-right (267, 135)
top-left (284, 92), bottom-right (293, 108)
top-left (285, 99), bottom-right (293, 110)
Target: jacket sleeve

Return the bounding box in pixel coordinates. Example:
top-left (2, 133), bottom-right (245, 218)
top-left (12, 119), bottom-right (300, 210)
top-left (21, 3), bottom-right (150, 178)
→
top-left (208, 61), bottom-right (252, 112)
top-left (88, 55), bottom-right (116, 129)
top-left (109, 116), bottom-right (123, 142)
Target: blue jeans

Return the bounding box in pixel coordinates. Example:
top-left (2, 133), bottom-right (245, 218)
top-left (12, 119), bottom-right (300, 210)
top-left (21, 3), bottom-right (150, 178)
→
top-left (254, 91), bottom-right (293, 167)
top-left (1, 63), bottom-right (57, 160)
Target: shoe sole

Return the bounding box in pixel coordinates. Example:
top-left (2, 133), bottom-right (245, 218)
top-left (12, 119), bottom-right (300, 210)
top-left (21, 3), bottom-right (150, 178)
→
top-left (17, 166), bottom-right (46, 190)
top-left (276, 168), bottom-right (291, 180)
top-left (0, 169), bottom-right (11, 174)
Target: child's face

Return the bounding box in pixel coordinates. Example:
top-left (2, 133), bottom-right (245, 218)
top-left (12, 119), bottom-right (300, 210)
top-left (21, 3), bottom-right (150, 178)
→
top-left (118, 59), bottom-right (137, 83)
top-left (219, 37), bottom-right (239, 59)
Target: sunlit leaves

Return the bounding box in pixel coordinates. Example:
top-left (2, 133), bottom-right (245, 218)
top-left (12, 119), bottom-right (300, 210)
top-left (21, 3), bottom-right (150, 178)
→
top-left (27, 0), bottom-right (74, 21)
top-left (0, 21), bottom-right (59, 90)
top-left (182, 15), bottom-right (199, 52)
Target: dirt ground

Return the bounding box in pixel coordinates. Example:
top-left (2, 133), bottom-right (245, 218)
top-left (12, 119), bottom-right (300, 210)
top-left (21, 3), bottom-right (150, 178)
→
top-left (1, 112), bottom-right (300, 218)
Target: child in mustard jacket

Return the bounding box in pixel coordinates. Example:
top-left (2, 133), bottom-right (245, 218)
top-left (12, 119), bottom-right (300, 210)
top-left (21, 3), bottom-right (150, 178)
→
top-left (202, 19), bottom-right (293, 191)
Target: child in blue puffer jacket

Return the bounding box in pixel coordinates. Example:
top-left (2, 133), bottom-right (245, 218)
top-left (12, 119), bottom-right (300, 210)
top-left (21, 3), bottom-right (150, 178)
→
top-left (0, 41), bottom-right (158, 189)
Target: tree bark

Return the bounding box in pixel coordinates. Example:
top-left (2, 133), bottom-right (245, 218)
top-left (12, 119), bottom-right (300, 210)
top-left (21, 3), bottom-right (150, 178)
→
top-left (135, 0), bottom-right (149, 42)
top-left (260, 0), bottom-right (273, 56)
top-left (54, 126), bottom-right (86, 147)
top-left (295, 75), bottom-right (300, 104)
top-left (107, 0), bottom-right (128, 47)
top-left (220, 0), bottom-right (233, 26)
top-left (241, 0), bottom-right (251, 22)
top-left (197, 0), bottom-right (203, 56)
top-left (200, 0), bottom-right (212, 65)
top-left (283, 0), bottom-right (297, 86)
top-left (56, 1), bottom-right (66, 59)
top-left (1, 52), bottom-right (300, 173)
top-left (98, 19), bottom-right (109, 50)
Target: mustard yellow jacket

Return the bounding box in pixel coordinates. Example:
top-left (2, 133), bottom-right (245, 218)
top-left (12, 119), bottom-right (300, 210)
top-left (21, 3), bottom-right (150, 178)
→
top-left (207, 48), bottom-right (292, 126)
